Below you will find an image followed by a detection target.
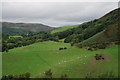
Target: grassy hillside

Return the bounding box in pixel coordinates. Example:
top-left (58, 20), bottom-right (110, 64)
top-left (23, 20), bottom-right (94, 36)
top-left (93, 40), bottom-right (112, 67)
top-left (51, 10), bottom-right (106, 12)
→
top-left (80, 17), bottom-right (119, 46)
top-left (3, 41), bottom-right (118, 78)
top-left (51, 25), bottom-right (78, 34)
top-left (52, 8), bottom-right (119, 46)
top-left (2, 22), bottom-right (55, 36)
top-left (80, 30), bottom-right (105, 46)
top-left (2, 26), bottom-right (30, 36)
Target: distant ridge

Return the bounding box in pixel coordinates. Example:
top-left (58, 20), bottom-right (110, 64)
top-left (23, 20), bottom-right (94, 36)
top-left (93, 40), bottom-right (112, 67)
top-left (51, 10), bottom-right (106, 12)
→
top-left (2, 22), bottom-right (55, 35)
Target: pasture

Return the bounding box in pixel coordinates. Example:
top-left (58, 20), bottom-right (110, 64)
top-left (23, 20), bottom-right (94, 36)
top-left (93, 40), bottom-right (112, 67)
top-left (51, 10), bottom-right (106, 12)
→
top-left (51, 25), bottom-right (78, 34)
top-left (2, 41), bottom-right (118, 78)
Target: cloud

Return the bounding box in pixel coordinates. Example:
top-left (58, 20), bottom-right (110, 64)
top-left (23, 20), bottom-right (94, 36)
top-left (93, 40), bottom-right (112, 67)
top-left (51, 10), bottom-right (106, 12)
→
top-left (2, 2), bottom-right (118, 27)
top-left (2, 0), bottom-right (120, 2)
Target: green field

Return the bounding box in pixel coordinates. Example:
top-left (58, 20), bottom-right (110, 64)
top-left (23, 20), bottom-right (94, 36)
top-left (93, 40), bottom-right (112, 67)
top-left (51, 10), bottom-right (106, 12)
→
top-left (2, 41), bottom-right (118, 78)
top-left (51, 25), bottom-right (78, 34)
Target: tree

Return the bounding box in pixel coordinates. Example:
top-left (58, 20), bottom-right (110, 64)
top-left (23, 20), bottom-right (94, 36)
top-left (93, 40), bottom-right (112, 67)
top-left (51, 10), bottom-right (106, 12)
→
top-left (6, 48), bottom-right (9, 52)
top-left (7, 43), bottom-right (15, 49)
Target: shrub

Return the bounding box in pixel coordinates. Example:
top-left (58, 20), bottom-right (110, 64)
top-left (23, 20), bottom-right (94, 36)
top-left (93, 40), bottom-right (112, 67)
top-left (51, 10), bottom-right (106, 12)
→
top-left (88, 47), bottom-right (94, 51)
top-left (94, 54), bottom-right (104, 60)
top-left (45, 69), bottom-right (52, 78)
top-left (98, 71), bottom-right (115, 78)
top-left (2, 72), bottom-right (31, 79)
top-left (24, 72), bottom-right (31, 78)
top-left (61, 74), bottom-right (68, 78)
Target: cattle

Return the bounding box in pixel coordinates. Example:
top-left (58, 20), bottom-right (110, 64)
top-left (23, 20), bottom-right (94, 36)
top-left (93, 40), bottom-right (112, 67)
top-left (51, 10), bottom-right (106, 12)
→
top-left (59, 47), bottom-right (67, 50)
top-left (64, 47), bottom-right (67, 49)
top-left (102, 57), bottom-right (104, 60)
top-left (59, 48), bottom-right (64, 50)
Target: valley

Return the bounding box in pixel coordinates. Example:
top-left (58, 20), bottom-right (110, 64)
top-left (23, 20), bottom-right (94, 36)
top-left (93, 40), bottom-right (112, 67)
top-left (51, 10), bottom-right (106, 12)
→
top-left (2, 41), bottom-right (118, 78)
top-left (1, 6), bottom-right (119, 79)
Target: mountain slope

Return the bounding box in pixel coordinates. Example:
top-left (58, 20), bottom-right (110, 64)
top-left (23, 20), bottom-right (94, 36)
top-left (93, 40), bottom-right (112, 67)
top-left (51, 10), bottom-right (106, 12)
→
top-left (52, 8), bottom-right (119, 46)
top-left (2, 26), bottom-right (30, 36)
top-left (79, 9), bottom-right (120, 46)
top-left (2, 22), bottom-right (55, 36)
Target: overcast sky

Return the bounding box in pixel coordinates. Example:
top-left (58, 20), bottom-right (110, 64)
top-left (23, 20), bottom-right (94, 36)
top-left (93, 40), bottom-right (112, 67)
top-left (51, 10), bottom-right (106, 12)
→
top-left (2, 2), bottom-right (118, 27)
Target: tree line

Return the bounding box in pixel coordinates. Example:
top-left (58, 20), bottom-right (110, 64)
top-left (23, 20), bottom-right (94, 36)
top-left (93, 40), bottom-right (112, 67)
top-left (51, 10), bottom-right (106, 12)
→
top-left (2, 31), bottom-right (59, 52)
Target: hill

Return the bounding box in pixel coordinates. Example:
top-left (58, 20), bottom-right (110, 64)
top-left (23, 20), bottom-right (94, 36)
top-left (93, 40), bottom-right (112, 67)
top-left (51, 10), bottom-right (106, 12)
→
top-left (2, 26), bottom-right (30, 36)
top-left (80, 18), bottom-right (119, 46)
top-left (52, 8), bottom-right (119, 47)
top-left (51, 25), bottom-right (79, 34)
top-left (2, 22), bottom-right (55, 36)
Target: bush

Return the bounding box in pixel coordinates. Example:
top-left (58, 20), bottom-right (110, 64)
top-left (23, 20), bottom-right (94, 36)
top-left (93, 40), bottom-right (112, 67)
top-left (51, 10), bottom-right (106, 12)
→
top-left (45, 69), bottom-right (52, 78)
top-left (2, 72), bottom-right (31, 79)
top-left (24, 72), bottom-right (31, 78)
top-left (88, 47), bottom-right (94, 51)
top-left (98, 71), bottom-right (115, 78)
top-left (115, 41), bottom-right (120, 45)
top-left (94, 54), bottom-right (105, 60)
top-left (97, 44), bottom-right (106, 49)
top-left (61, 74), bottom-right (68, 78)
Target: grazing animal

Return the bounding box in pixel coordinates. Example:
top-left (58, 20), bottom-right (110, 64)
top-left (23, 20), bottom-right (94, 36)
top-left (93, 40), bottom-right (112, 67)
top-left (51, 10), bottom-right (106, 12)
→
top-left (64, 47), bottom-right (67, 49)
top-left (59, 48), bottom-right (63, 50)
top-left (59, 47), bottom-right (67, 50)
top-left (102, 57), bottom-right (104, 60)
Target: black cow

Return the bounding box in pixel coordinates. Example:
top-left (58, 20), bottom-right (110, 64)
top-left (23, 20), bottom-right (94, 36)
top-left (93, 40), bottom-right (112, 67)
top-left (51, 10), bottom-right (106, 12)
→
top-left (102, 57), bottom-right (104, 60)
top-left (59, 48), bottom-right (64, 50)
top-left (64, 47), bottom-right (67, 49)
